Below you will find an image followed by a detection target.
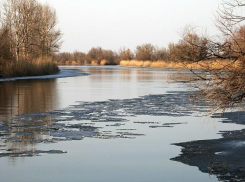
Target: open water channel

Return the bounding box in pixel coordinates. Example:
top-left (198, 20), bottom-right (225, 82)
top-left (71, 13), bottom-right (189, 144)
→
top-left (0, 66), bottom-right (244, 182)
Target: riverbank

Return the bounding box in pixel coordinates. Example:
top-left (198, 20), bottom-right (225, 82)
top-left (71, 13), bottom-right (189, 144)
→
top-left (119, 60), bottom-right (240, 69)
top-left (58, 59), bottom-right (239, 70)
top-left (0, 58), bottom-right (59, 78)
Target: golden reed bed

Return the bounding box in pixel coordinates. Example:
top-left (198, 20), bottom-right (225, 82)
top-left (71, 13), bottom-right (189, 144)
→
top-left (1, 58), bottom-right (59, 77)
top-left (119, 60), bottom-right (241, 70)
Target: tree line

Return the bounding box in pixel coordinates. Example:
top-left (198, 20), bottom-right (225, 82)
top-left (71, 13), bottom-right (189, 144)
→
top-left (53, 39), bottom-right (208, 65)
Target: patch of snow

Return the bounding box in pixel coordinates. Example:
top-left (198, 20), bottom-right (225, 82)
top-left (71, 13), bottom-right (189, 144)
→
top-left (0, 69), bottom-right (89, 82)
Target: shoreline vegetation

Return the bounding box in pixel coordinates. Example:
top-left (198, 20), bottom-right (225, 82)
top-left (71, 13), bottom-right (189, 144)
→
top-left (52, 42), bottom-right (208, 68)
top-left (54, 44), bottom-right (240, 71)
top-left (119, 59), bottom-right (241, 70)
top-left (1, 58), bottom-right (59, 78)
top-left (0, 0), bottom-right (61, 78)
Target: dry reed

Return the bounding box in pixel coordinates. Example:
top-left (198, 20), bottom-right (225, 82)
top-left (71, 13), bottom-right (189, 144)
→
top-left (91, 60), bottom-right (99, 66)
top-left (0, 58), bottom-right (59, 77)
top-left (100, 59), bottom-right (107, 65)
top-left (120, 60), bottom-right (240, 70)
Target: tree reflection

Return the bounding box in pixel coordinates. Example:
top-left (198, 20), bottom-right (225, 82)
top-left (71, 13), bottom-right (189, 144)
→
top-left (0, 79), bottom-right (58, 120)
top-left (0, 79), bottom-right (59, 160)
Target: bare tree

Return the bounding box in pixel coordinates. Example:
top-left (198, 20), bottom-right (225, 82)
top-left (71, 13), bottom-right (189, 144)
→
top-left (152, 47), bottom-right (168, 61)
top-left (1, 0), bottom-right (61, 61)
top-left (135, 44), bottom-right (155, 61)
top-left (0, 27), bottom-right (12, 61)
top-left (102, 49), bottom-right (115, 64)
top-left (118, 47), bottom-right (134, 60)
top-left (181, 0), bottom-right (245, 110)
top-left (35, 4), bottom-right (62, 58)
top-left (72, 51), bottom-right (86, 65)
top-left (86, 47), bottom-right (103, 64)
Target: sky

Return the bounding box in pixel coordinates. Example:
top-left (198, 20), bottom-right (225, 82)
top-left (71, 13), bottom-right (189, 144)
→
top-left (39, 0), bottom-right (223, 53)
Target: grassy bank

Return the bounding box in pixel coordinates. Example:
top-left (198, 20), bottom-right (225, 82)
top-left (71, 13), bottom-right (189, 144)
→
top-left (0, 58), bottom-right (60, 78)
top-left (120, 60), bottom-right (240, 70)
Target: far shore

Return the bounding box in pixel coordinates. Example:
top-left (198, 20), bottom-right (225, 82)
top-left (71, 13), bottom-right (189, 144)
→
top-left (58, 59), bottom-right (240, 70)
top-left (119, 60), bottom-right (240, 70)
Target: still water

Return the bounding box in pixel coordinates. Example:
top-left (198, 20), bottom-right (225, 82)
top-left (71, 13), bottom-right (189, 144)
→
top-left (0, 66), bottom-right (244, 182)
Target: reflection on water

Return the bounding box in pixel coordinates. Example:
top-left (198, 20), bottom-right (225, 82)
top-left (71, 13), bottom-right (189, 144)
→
top-left (0, 80), bottom-right (58, 162)
top-left (1, 66), bottom-right (240, 182)
top-left (0, 79), bottom-right (58, 120)
top-left (0, 66), bottom-right (172, 122)
top-left (0, 67), bottom-right (162, 120)
top-left (0, 66), bottom-right (170, 158)
top-left (1, 90), bottom-right (206, 157)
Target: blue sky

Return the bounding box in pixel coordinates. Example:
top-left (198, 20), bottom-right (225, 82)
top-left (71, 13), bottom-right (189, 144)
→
top-left (40, 0), bottom-right (222, 52)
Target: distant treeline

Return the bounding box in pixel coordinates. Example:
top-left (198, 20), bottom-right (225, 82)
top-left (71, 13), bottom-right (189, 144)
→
top-left (0, 0), bottom-right (61, 78)
top-left (53, 34), bottom-right (207, 65)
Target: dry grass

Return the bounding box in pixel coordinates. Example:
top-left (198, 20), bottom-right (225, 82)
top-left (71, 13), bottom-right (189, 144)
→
top-left (120, 59), bottom-right (240, 69)
top-left (0, 58), bottom-right (59, 78)
top-left (185, 59), bottom-right (241, 70)
top-left (120, 60), bottom-right (184, 68)
top-left (91, 60), bottom-right (99, 66)
top-left (100, 59), bottom-right (107, 65)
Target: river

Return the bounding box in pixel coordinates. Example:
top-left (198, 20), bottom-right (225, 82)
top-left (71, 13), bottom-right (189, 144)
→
top-left (0, 66), bottom-right (244, 182)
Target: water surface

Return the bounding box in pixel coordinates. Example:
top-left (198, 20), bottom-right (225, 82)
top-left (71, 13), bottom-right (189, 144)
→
top-left (0, 66), bottom-right (244, 182)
